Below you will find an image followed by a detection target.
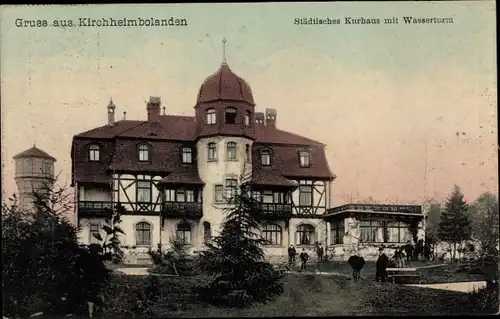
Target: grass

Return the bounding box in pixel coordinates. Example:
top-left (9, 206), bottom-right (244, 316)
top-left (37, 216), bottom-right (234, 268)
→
top-left (91, 273), bottom-right (483, 317)
top-left (291, 260), bottom-right (487, 284)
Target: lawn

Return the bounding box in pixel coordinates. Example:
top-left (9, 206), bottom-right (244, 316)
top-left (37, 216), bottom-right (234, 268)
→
top-left (291, 260), bottom-right (487, 284)
top-left (90, 272), bottom-right (486, 318)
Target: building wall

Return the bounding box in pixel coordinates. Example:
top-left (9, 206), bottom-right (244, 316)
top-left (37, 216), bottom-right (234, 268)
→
top-left (112, 174), bottom-right (163, 213)
top-left (196, 136), bottom-right (253, 236)
top-left (78, 217), bottom-right (108, 245)
top-left (14, 157), bottom-right (55, 210)
top-left (78, 185), bottom-right (112, 201)
top-left (328, 215), bottom-right (425, 261)
top-left (291, 180), bottom-right (328, 215)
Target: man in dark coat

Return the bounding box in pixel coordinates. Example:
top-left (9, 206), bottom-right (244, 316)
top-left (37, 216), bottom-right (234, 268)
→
top-left (375, 247), bottom-right (389, 283)
top-left (317, 243), bottom-right (325, 263)
top-left (288, 245), bottom-right (297, 265)
top-left (299, 248), bottom-right (309, 270)
top-left (404, 240), bottom-right (414, 262)
top-left (348, 254), bottom-right (365, 282)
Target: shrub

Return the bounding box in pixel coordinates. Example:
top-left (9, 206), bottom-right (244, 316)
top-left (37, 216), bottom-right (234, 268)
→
top-left (148, 236), bottom-right (199, 276)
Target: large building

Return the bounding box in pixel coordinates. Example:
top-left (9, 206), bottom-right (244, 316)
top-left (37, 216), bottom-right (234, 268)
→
top-left (71, 49), bottom-right (425, 263)
top-left (13, 145), bottom-right (56, 210)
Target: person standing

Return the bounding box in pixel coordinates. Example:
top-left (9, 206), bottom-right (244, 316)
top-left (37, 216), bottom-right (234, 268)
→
top-left (317, 243), bottom-right (324, 263)
top-left (299, 248), bottom-right (309, 270)
top-left (288, 245), bottom-right (296, 265)
top-left (375, 247), bottom-right (389, 283)
top-left (348, 254), bottom-right (365, 282)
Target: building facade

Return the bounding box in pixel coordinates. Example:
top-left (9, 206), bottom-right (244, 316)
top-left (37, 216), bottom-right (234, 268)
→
top-left (71, 56), bottom-right (425, 263)
top-left (13, 145), bottom-right (56, 210)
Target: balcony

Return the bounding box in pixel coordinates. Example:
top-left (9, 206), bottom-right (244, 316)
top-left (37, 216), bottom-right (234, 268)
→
top-left (256, 203), bottom-right (293, 220)
top-left (162, 202), bottom-right (203, 219)
top-left (78, 201), bottom-right (113, 217)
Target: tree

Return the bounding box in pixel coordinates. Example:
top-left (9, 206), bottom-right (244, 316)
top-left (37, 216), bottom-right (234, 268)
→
top-left (92, 204), bottom-right (126, 264)
top-left (424, 202), bottom-right (442, 259)
top-left (468, 192), bottom-right (499, 250)
top-left (438, 185), bottom-right (472, 260)
top-left (195, 170), bottom-right (285, 307)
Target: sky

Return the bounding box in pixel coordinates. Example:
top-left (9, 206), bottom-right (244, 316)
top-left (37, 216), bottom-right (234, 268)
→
top-left (1, 2), bottom-right (497, 207)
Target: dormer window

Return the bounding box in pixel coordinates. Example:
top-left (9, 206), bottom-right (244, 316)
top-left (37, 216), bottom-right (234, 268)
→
top-left (206, 108), bottom-right (216, 125)
top-left (225, 107), bottom-right (237, 124)
top-left (182, 147), bottom-right (192, 164)
top-left (226, 142), bottom-right (237, 160)
top-left (89, 144), bottom-right (100, 162)
top-left (138, 144), bottom-right (150, 162)
top-left (299, 151), bottom-right (311, 167)
top-left (261, 149), bottom-right (271, 166)
top-left (244, 111), bottom-right (251, 126)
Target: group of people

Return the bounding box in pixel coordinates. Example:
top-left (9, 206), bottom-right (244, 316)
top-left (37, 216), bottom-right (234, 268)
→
top-left (404, 239), bottom-right (433, 262)
top-left (288, 243), bottom-right (325, 270)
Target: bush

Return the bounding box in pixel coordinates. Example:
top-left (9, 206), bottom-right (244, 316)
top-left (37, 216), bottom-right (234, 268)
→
top-left (148, 237), bottom-right (199, 276)
top-left (463, 285), bottom-right (499, 314)
top-left (2, 193), bottom-right (111, 318)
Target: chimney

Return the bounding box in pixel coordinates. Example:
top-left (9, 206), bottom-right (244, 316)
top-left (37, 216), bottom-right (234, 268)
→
top-left (265, 108), bottom-right (277, 127)
top-left (107, 99), bottom-right (116, 126)
top-left (147, 96), bottom-right (161, 122)
top-left (255, 112), bottom-right (265, 124)
top-left (123, 111), bottom-right (127, 120)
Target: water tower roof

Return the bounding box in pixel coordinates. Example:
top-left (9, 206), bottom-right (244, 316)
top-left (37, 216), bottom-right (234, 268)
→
top-left (13, 146), bottom-right (56, 162)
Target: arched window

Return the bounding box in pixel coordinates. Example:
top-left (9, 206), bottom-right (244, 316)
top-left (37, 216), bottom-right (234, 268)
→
top-left (260, 149), bottom-right (271, 166)
top-left (245, 144), bottom-right (251, 162)
top-left (206, 108), bottom-right (216, 125)
top-left (136, 222), bottom-right (152, 246)
top-left (244, 111), bottom-right (252, 126)
top-left (207, 142), bottom-right (217, 161)
top-left (203, 221), bottom-right (212, 244)
top-left (176, 221), bottom-right (192, 245)
top-left (226, 142), bottom-right (237, 160)
top-left (182, 147), bottom-right (192, 164)
top-left (138, 144), bottom-right (150, 162)
top-left (225, 107), bottom-right (237, 124)
top-left (89, 144), bottom-right (100, 161)
top-left (299, 151), bottom-right (311, 168)
top-left (262, 224), bottom-right (282, 246)
top-left (296, 224), bottom-right (316, 245)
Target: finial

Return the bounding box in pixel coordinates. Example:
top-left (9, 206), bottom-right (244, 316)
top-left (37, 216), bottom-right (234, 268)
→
top-left (108, 97), bottom-right (115, 108)
top-left (163, 107), bottom-right (166, 115)
top-left (123, 111), bottom-right (127, 120)
top-left (222, 37), bottom-right (227, 64)
top-left (34, 140), bottom-right (36, 147)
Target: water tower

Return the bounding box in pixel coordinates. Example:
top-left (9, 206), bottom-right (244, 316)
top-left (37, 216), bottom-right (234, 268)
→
top-left (13, 145), bottom-right (57, 210)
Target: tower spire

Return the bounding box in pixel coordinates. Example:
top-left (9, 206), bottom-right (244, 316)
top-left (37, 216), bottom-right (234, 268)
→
top-left (222, 37), bottom-right (227, 65)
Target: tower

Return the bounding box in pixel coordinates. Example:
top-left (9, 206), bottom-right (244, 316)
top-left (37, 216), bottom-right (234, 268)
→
top-left (107, 98), bottom-right (116, 126)
top-left (13, 145), bottom-right (56, 210)
top-left (194, 38), bottom-right (256, 234)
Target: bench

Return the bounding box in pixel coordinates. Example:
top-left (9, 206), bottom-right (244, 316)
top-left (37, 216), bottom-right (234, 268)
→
top-left (386, 267), bottom-right (420, 284)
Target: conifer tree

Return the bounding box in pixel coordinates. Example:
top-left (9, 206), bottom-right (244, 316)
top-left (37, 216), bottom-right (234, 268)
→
top-left (195, 170), bottom-right (285, 307)
top-left (438, 185), bottom-right (472, 260)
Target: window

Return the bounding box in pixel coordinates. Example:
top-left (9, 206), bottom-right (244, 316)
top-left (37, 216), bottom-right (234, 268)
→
top-left (244, 111), bottom-right (251, 126)
top-left (138, 144), bottom-right (150, 162)
top-left (330, 221), bottom-right (344, 245)
top-left (136, 222), bottom-right (151, 246)
top-left (89, 144), bottom-right (100, 161)
top-left (186, 190), bottom-right (195, 202)
top-left (359, 220), bottom-right (384, 243)
top-left (176, 222), bottom-right (192, 245)
top-left (252, 190), bottom-right (261, 201)
top-left (214, 185), bottom-right (224, 203)
top-left (245, 144), bottom-right (250, 162)
top-left (90, 223), bottom-right (100, 244)
top-left (42, 163), bottom-right (52, 176)
top-left (296, 224), bottom-right (315, 245)
top-left (182, 147), bottom-right (192, 164)
top-left (226, 142), bottom-right (237, 160)
top-left (262, 224), bottom-right (282, 246)
top-left (176, 189), bottom-right (185, 202)
top-left (299, 186), bottom-right (312, 206)
top-left (273, 192), bottom-right (285, 204)
top-left (299, 151), bottom-right (311, 167)
top-left (225, 179), bottom-right (238, 199)
top-left (203, 221), bottom-right (212, 244)
top-left (206, 108), bottom-right (216, 125)
top-left (262, 190), bottom-right (273, 203)
top-left (137, 180), bottom-right (152, 202)
top-left (225, 107), bottom-right (237, 124)
top-left (386, 221), bottom-right (411, 243)
top-left (261, 149), bottom-right (271, 166)
top-left (207, 143), bottom-right (217, 161)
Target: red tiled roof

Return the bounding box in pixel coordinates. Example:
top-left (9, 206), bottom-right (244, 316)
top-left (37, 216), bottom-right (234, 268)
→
top-left (160, 171), bottom-right (205, 186)
top-left (197, 63), bottom-right (255, 105)
top-left (72, 115), bottom-right (335, 185)
top-left (252, 169), bottom-right (298, 188)
top-left (13, 146), bottom-right (57, 161)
